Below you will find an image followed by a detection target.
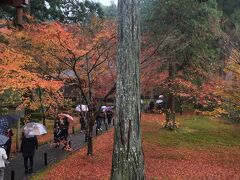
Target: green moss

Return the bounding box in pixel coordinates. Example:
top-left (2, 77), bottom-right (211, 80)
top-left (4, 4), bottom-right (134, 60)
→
top-left (143, 115), bottom-right (240, 148)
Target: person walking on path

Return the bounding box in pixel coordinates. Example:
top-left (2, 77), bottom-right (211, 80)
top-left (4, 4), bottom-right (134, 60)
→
top-left (106, 110), bottom-right (113, 125)
top-left (20, 134), bottom-right (38, 174)
top-left (54, 117), bottom-right (61, 129)
top-left (96, 111), bottom-right (102, 131)
top-left (0, 145), bottom-right (7, 180)
top-left (63, 117), bottom-right (70, 138)
top-left (149, 100), bottom-right (155, 113)
top-left (5, 128), bottom-right (13, 160)
top-left (79, 113), bottom-right (86, 132)
top-left (53, 124), bottom-right (61, 148)
top-left (156, 95), bottom-right (164, 113)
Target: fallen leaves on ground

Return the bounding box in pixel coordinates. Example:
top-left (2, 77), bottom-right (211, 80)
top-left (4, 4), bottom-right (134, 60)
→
top-left (43, 130), bottom-right (113, 180)
top-left (42, 114), bottom-right (240, 180)
top-left (144, 143), bottom-right (240, 179)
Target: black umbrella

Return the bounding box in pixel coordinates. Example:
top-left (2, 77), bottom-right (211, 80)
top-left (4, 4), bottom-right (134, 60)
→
top-left (0, 115), bottom-right (20, 131)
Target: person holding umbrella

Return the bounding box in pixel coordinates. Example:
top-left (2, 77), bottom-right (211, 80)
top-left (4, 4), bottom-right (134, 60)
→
top-left (0, 115), bottom-right (19, 160)
top-left (63, 117), bottom-right (70, 139)
top-left (58, 113), bottom-right (73, 139)
top-left (96, 109), bottom-right (102, 131)
top-left (21, 131), bottom-right (38, 174)
top-left (79, 113), bottom-right (86, 132)
top-left (21, 122), bottom-right (46, 174)
top-left (105, 107), bottom-right (113, 125)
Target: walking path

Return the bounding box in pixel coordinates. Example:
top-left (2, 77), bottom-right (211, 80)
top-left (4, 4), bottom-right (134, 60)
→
top-left (5, 123), bottom-right (111, 180)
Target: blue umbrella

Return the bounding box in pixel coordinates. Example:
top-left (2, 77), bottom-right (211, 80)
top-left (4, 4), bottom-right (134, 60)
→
top-left (0, 115), bottom-right (20, 131)
top-left (0, 134), bottom-right (9, 145)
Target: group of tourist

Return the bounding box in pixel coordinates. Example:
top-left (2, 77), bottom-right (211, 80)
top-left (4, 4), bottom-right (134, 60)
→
top-left (0, 123), bottom-right (39, 177)
top-left (149, 95), bottom-right (165, 113)
top-left (53, 115), bottom-right (72, 151)
top-left (96, 108), bottom-right (113, 131)
top-left (0, 105), bottom-right (114, 178)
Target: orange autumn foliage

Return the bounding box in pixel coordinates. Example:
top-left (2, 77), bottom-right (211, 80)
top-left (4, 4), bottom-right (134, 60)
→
top-left (0, 18), bottom-right (118, 112)
top-left (0, 24), bottom-right (63, 110)
top-left (22, 20), bottom-right (117, 100)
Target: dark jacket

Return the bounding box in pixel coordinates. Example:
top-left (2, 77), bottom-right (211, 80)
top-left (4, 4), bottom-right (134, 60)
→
top-left (5, 129), bottom-right (14, 146)
top-left (63, 118), bottom-right (70, 130)
top-left (21, 136), bottom-right (38, 157)
top-left (106, 111), bottom-right (113, 119)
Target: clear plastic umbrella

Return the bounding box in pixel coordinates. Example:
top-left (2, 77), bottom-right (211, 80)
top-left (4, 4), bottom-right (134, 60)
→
top-left (0, 135), bottom-right (9, 145)
top-left (75, 105), bottom-right (88, 112)
top-left (23, 122), bottom-right (47, 136)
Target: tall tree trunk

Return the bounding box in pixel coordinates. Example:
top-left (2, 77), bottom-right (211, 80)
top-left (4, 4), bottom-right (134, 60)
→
top-left (111, 0), bottom-right (145, 178)
top-left (87, 112), bottom-right (94, 155)
top-left (165, 61), bottom-right (176, 129)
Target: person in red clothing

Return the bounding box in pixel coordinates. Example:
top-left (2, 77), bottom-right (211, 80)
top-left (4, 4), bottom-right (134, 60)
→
top-left (5, 128), bottom-right (13, 160)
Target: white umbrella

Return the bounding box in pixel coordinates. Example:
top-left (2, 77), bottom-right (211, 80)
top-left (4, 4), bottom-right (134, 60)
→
top-left (156, 99), bottom-right (163, 104)
top-left (75, 104), bottom-right (88, 112)
top-left (101, 106), bottom-right (107, 112)
top-left (102, 106), bottom-right (112, 112)
top-left (23, 122), bottom-right (47, 136)
top-left (159, 95), bottom-right (164, 98)
top-left (101, 106), bottom-right (107, 109)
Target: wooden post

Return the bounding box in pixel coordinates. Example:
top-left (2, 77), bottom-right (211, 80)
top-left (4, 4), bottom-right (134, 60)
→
top-left (11, 170), bottom-right (15, 180)
top-left (16, 7), bottom-right (23, 26)
top-left (44, 153), bottom-right (47, 166)
top-left (68, 141), bottom-right (71, 148)
top-left (72, 126), bottom-right (75, 135)
top-left (96, 127), bottom-right (98, 136)
top-left (105, 123), bottom-right (108, 130)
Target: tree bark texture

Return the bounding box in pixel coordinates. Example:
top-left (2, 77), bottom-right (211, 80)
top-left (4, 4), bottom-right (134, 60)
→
top-left (111, 0), bottom-right (145, 179)
top-left (87, 110), bottom-right (95, 155)
top-left (165, 61), bottom-right (176, 129)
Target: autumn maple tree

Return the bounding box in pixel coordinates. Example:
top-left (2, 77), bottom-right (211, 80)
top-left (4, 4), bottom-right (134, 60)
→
top-left (208, 48), bottom-right (240, 120)
top-left (0, 23), bottom-right (64, 122)
top-left (7, 18), bottom-right (117, 154)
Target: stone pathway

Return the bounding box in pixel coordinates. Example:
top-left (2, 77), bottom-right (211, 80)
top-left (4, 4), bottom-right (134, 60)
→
top-left (5, 123), bottom-right (111, 180)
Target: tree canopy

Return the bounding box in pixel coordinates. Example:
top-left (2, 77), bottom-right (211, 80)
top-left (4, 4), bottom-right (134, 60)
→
top-left (0, 0), bottom-right (104, 24)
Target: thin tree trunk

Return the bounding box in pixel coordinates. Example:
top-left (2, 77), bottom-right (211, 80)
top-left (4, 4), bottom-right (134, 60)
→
top-left (86, 57), bottom-right (94, 155)
top-left (87, 114), bottom-right (94, 155)
top-left (111, 0), bottom-right (145, 178)
top-left (86, 55), bottom-right (92, 102)
top-left (38, 87), bottom-right (46, 126)
top-left (166, 61), bottom-right (176, 129)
